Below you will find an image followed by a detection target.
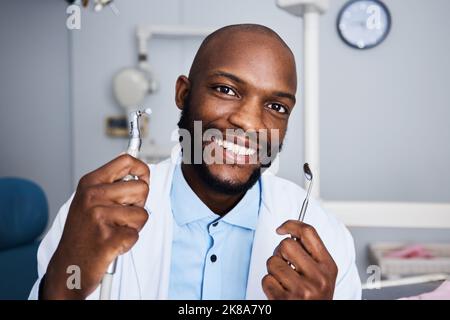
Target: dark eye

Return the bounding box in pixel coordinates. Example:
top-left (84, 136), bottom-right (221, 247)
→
top-left (267, 103), bottom-right (288, 114)
top-left (214, 85), bottom-right (237, 96)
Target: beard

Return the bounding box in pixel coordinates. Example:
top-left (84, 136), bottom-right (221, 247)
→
top-left (193, 159), bottom-right (262, 195)
top-left (177, 95), bottom-right (270, 196)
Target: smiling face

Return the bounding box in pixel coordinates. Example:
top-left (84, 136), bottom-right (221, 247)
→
top-left (176, 25), bottom-right (297, 195)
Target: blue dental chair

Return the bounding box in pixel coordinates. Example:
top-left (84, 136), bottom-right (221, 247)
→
top-left (0, 177), bottom-right (48, 300)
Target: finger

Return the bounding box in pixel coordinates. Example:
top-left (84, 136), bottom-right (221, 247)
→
top-left (86, 180), bottom-right (149, 207)
top-left (277, 220), bottom-right (333, 263)
top-left (93, 205), bottom-right (149, 232)
top-left (262, 274), bottom-right (287, 300)
top-left (108, 225), bottom-right (140, 257)
top-left (274, 237), bottom-right (318, 276)
top-left (274, 238), bottom-right (334, 292)
top-left (266, 255), bottom-right (301, 292)
top-left (82, 154), bottom-right (150, 186)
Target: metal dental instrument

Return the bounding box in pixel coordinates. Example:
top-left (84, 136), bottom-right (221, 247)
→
top-left (289, 163), bottom-right (314, 270)
top-left (99, 107), bottom-right (152, 300)
top-left (298, 163), bottom-right (313, 222)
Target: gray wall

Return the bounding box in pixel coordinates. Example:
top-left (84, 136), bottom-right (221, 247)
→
top-left (320, 0), bottom-right (450, 202)
top-left (0, 0), bottom-right (72, 227)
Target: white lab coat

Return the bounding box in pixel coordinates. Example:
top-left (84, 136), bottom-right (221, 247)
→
top-left (29, 157), bottom-right (362, 300)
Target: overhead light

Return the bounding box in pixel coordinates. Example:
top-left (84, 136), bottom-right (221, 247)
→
top-left (93, 0), bottom-right (114, 12)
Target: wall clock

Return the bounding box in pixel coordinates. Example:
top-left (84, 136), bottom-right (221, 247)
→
top-left (337, 0), bottom-right (391, 49)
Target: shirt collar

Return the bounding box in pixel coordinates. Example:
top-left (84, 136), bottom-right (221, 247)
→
top-left (170, 163), bottom-right (260, 230)
top-left (221, 180), bottom-right (260, 230)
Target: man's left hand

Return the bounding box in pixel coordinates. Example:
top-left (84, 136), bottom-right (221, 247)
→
top-left (262, 220), bottom-right (338, 300)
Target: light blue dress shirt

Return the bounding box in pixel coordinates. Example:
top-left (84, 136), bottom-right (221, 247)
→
top-left (168, 164), bottom-right (261, 300)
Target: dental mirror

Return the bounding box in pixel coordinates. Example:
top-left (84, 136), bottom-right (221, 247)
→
top-left (303, 163), bottom-right (313, 182)
top-left (298, 163), bottom-right (314, 222)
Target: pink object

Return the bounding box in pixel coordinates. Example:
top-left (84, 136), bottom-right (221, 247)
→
top-left (400, 281), bottom-right (450, 300)
top-left (385, 244), bottom-right (434, 259)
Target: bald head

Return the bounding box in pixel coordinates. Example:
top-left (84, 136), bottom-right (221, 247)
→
top-left (188, 24), bottom-right (296, 84)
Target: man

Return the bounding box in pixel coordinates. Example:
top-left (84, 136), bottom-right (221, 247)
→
top-left (29, 24), bottom-right (361, 300)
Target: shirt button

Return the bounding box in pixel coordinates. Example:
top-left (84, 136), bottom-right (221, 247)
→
top-left (212, 222), bottom-right (218, 227)
top-left (210, 254), bottom-right (217, 263)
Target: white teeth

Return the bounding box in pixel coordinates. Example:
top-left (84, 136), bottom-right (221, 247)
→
top-left (214, 138), bottom-right (256, 156)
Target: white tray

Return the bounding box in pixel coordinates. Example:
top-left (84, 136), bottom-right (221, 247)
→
top-left (369, 242), bottom-right (450, 277)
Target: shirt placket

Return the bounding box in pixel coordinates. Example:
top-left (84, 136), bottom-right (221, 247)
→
top-left (201, 220), bottom-right (224, 299)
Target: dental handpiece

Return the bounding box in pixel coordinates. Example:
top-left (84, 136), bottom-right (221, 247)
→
top-left (99, 107), bottom-right (152, 300)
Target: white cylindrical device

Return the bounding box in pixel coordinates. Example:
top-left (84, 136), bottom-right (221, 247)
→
top-left (99, 108), bottom-right (152, 300)
top-left (303, 8), bottom-right (321, 198)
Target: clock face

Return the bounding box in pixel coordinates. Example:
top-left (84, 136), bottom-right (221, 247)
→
top-left (337, 0), bottom-right (391, 49)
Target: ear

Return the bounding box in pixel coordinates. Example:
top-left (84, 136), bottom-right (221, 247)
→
top-left (175, 75), bottom-right (190, 111)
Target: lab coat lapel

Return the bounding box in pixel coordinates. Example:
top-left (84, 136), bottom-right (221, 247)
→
top-left (246, 173), bottom-right (287, 300)
top-left (123, 158), bottom-right (176, 299)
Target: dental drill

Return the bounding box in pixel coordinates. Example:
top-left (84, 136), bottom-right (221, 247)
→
top-left (99, 107), bottom-right (152, 300)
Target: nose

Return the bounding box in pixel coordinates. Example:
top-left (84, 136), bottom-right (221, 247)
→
top-left (227, 96), bottom-right (264, 132)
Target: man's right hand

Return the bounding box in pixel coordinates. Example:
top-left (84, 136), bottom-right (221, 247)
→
top-left (41, 154), bottom-right (150, 299)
